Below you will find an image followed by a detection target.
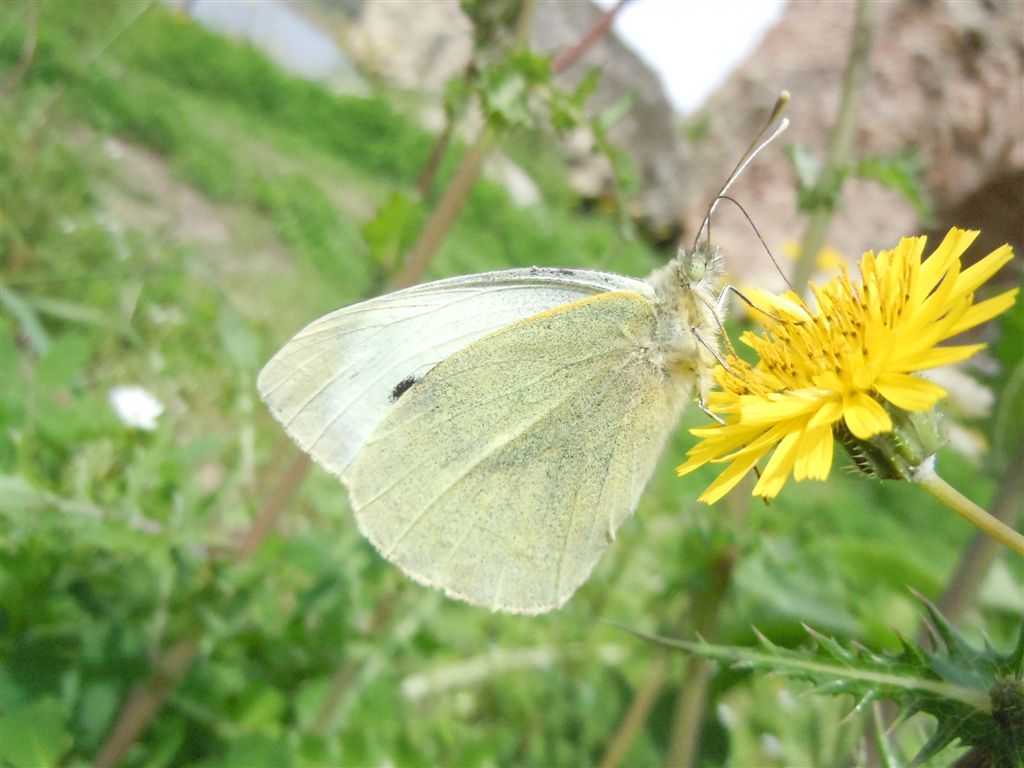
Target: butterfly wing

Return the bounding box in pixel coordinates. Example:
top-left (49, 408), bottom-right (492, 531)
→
top-left (257, 268), bottom-right (649, 478)
top-left (345, 291), bottom-right (687, 614)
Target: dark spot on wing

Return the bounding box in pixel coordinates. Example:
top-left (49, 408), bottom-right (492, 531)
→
top-left (390, 376), bottom-right (419, 402)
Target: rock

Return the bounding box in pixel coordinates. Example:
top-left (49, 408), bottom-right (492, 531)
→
top-left (530, 0), bottom-right (691, 243)
top-left (339, 0), bottom-right (689, 233)
top-left (337, 0), bottom-right (473, 92)
top-left (677, 0), bottom-right (1024, 290)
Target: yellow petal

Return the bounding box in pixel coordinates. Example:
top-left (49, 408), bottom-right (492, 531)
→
top-left (949, 289), bottom-right (1018, 336)
top-left (715, 421), bottom-right (802, 462)
top-left (920, 229), bottom-right (977, 290)
top-left (794, 425), bottom-right (834, 481)
top-left (874, 372), bottom-right (947, 411)
top-left (952, 244), bottom-right (1015, 298)
top-left (808, 396), bottom-right (845, 428)
top-left (753, 430), bottom-right (802, 498)
top-left (740, 392), bottom-right (821, 425)
top-left (901, 343), bottom-right (987, 371)
top-left (843, 393), bottom-right (892, 438)
top-left (696, 453), bottom-right (763, 504)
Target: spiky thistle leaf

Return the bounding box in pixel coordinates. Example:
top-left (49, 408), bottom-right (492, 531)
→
top-left (622, 596), bottom-right (1023, 765)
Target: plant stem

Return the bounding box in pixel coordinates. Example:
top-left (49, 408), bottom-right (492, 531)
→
top-left (934, 433), bottom-right (1024, 621)
top-left (94, 637), bottom-right (199, 768)
top-left (912, 457), bottom-right (1024, 557)
top-left (395, 127), bottom-right (495, 288)
top-left (599, 654), bottom-right (669, 768)
top-left (665, 548), bottom-right (735, 768)
top-left (235, 452), bottom-right (311, 559)
top-left (791, 0), bottom-right (874, 294)
top-left (399, 0), bottom-right (627, 288)
top-left (416, 107), bottom-right (458, 199)
top-left (551, 0), bottom-right (633, 74)
top-left (1, 0), bottom-right (37, 99)
top-left (311, 587), bottom-right (403, 733)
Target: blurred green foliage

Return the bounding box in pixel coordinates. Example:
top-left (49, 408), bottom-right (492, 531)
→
top-left (1, 2), bottom-right (1020, 766)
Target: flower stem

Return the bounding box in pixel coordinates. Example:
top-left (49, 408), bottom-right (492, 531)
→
top-left (791, 0), bottom-right (874, 294)
top-left (912, 458), bottom-right (1024, 557)
top-left (934, 433), bottom-right (1024, 622)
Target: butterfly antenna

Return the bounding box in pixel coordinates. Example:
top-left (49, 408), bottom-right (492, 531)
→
top-left (713, 194), bottom-right (796, 293)
top-left (693, 91), bottom-right (791, 252)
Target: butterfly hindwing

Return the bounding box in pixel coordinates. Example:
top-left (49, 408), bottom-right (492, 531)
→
top-left (345, 291), bottom-right (686, 614)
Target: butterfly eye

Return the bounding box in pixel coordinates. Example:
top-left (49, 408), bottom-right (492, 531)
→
top-left (682, 251), bottom-right (707, 284)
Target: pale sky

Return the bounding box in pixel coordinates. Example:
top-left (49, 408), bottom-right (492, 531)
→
top-left (594, 0), bottom-right (787, 113)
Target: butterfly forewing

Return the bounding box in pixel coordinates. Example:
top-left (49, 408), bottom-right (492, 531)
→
top-left (257, 268), bottom-right (648, 478)
top-left (345, 291), bottom-right (687, 614)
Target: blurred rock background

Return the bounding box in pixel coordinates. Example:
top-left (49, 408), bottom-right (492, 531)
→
top-left (176, 0), bottom-right (1021, 291)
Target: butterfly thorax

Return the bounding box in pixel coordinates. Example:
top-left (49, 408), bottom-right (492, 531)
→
top-left (643, 244), bottom-right (727, 398)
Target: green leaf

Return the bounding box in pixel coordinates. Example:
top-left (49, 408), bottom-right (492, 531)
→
top-left (27, 294), bottom-right (141, 344)
top-left (507, 50), bottom-right (552, 84)
top-left (0, 281), bottom-right (49, 354)
top-left (854, 150), bottom-right (933, 224)
top-left (784, 143), bottom-right (821, 190)
top-left (479, 52), bottom-right (554, 131)
top-left (0, 697), bottom-right (72, 768)
top-left (0, 474), bottom-right (103, 522)
top-left (784, 145), bottom-right (846, 212)
top-left (361, 192), bottom-right (425, 276)
top-left (223, 733), bottom-right (290, 768)
top-left (571, 68), bottom-right (601, 109)
top-left (595, 92), bottom-right (634, 133)
top-left (218, 297), bottom-right (259, 373)
top-left (481, 69), bottom-right (531, 129)
top-left (622, 596), bottom-right (1024, 765)
top-left (460, 0), bottom-right (524, 51)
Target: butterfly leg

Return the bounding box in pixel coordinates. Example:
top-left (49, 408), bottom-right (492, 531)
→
top-left (696, 390), bottom-right (726, 425)
top-left (692, 327), bottom-right (730, 370)
top-left (716, 284), bottom-right (786, 323)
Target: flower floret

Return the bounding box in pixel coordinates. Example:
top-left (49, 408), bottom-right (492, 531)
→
top-left (678, 229), bottom-right (1018, 502)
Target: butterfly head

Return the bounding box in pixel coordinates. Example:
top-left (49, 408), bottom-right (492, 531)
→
top-left (678, 243), bottom-right (725, 292)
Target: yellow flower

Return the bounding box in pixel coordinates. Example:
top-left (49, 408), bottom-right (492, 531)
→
top-left (679, 228), bottom-right (1018, 503)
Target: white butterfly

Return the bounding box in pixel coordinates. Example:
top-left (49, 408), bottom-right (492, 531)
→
top-left (259, 107), bottom-right (789, 614)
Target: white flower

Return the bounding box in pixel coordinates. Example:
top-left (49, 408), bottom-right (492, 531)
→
top-left (109, 385), bottom-right (165, 431)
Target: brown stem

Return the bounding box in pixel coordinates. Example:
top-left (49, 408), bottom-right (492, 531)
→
top-left (395, 128), bottom-right (494, 289)
top-left (235, 452), bottom-right (310, 561)
top-left (665, 549), bottom-right (736, 768)
top-left (94, 637), bottom-right (199, 768)
top-left (552, 0), bottom-right (634, 74)
top-left (404, 0), bottom-right (628, 282)
top-left (1, 0), bottom-right (37, 99)
top-left (599, 654), bottom-right (669, 768)
top-left (600, 474), bottom-right (753, 768)
top-left (94, 452), bottom-right (313, 765)
top-left (415, 114), bottom-right (456, 199)
top-left (311, 588), bottom-right (403, 733)
top-left (791, 0), bottom-right (874, 295)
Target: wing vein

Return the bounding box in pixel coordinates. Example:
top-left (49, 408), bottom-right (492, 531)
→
top-left (379, 354), bottom-right (634, 558)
